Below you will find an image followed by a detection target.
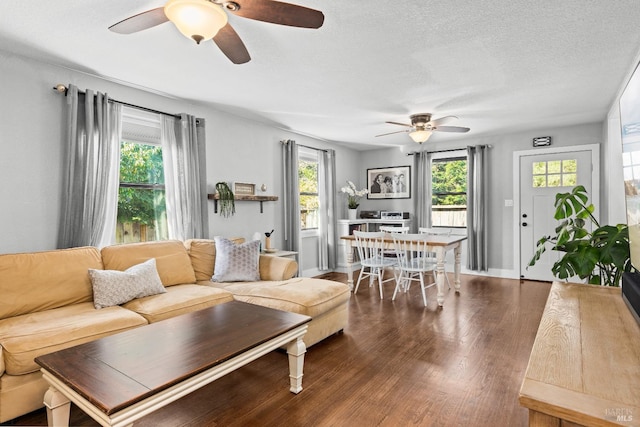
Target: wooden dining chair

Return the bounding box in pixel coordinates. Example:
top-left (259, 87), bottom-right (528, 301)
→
top-left (391, 233), bottom-right (437, 306)
top-left (353, 231), bottom-right (397, 299)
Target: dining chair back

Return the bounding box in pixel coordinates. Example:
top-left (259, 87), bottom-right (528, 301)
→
top-left (391, 233), bottom-right (438, 306)
top-left (353, 231), bottom-right (397, 298)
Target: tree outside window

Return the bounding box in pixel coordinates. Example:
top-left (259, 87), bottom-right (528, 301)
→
top-left (432, 157), bottom-right (467, 227)
top-left (116, 141), bottom-right (168, 243)
top-left (299, 157), bottom-right (319, 230)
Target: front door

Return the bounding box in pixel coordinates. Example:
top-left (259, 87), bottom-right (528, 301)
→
top-left (519, 149), bottom-right (593, 281)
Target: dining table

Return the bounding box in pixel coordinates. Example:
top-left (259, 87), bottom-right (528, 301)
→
top-left (340, 234), bottom-right (467, 306)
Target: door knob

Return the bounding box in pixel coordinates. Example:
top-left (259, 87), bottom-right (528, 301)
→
top-left (522, 222), bottom-right (528, 227)
top-left (522, 213), bottom-right (528, 218)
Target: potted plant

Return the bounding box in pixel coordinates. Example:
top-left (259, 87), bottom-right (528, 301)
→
top-left (215, 182), bottom-right (235, 218)
top-left (340, 181), bottom-right (368, 220)
top-left (529, 185), bottom-right (632, 286)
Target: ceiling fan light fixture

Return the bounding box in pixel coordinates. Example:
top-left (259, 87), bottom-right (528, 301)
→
top-left (409, 129), bottom-right (432, 144)
top-left (164, 0), bottom-right (228, 44)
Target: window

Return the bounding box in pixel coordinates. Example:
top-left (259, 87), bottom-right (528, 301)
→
top-left (298, 148), bottom-right (319, 230)
top-left (622, 151), bottom-right (640, 188)
top-left (532, 159), bottom-right (577, 188)
top-left (431, 156), bottom-right (467, 228)
top-left (116, 108), bottom-right (168, 243)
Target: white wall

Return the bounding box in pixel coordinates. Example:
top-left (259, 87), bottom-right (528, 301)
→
top-left (3, 47), bottom-right (632, 279)
top-left (0, 50), bottom-right (361, 261)
top-left (357, 122), bottom-right (604, 276)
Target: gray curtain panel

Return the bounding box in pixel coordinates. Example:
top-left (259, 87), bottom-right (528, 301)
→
top-left (161, 114), bottom-right (208, 240)
top-left (58, 85), bottom-right (122, 249)
top-left (467, 145), bottom-right (489, 271)
top-left (412, 150), bottom-right (432, 232)
top-left (282, 140), bottom-right (301, 252)
top-left (318, 148), bottom-right (337, 270)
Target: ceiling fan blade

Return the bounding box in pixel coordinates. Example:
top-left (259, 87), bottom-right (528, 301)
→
top-left (109, 8), bottom-right (169, 34)
top-left (213, 23), bottom-right (251, 64)
top-left (433, 125), bottom-right (470, 133)
top-left (385, 121), bottom-right (413, 127)
top-left (229, 0), bottom-right (324, 28)
top-left (429, 115), bottom-right (458, 127)
top-left (376, 130), bottom-right (410, 137)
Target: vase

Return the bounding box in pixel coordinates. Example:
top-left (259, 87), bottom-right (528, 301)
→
top-left (348, 208), bottom-right (358, 220)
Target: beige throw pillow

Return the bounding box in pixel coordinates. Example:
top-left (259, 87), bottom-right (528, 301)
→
top-left (89, 258), bottom-right (166, 309)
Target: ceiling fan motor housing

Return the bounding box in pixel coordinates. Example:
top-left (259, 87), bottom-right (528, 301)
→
top-left (410, 113), bottom-right (431, 127)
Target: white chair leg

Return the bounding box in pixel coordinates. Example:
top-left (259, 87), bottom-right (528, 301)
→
top-left (419, 271), bottom-right (428, 307)
top-left (377, 268), bottom-right (384, 299)
top-left (433, 267), bottom-right (451, 289)
top-left (355, 268), bottom-right (366, 294)
top-left (392, 271), bottom-right (403, 300)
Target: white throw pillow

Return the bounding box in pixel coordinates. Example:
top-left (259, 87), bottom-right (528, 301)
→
top-left (211, 237), bottom-right (261, 282)
top-left (89, 258), bottom-right (166, 309)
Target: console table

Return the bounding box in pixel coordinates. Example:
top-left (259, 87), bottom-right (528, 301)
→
top-left (519, 282), bottom-right (640, 426)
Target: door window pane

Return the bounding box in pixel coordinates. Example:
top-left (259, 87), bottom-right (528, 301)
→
top-left (533, 175), bottom-right (546, 187)
top-left (531, 159), bottom-right (577, 188)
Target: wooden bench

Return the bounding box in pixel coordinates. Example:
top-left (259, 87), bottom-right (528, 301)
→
top-left (519, 282), bottom-right (640, 426)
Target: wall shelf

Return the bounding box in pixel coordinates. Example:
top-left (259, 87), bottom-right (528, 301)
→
top-left (208, 194), bottom-right (278, 214)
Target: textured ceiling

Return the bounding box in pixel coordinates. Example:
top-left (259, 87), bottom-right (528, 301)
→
top-left (2, 1), bottom-right (640, 150)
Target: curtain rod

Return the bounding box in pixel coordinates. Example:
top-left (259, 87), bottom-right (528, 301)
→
top-left (53, 84), bottom-right (181, 119)
top-left (280, 140), bottom-right (328, 153)
top-left (407, 144), bottom-right (492, 155)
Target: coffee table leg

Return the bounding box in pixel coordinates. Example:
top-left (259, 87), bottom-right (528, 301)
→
top-left (286, 336), bottom-right (306, 394)
top-left (43, 386), bottom-right (70, 427)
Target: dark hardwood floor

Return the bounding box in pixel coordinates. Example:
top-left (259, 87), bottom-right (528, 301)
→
top-left (7, 272), bottom-right (550, 427)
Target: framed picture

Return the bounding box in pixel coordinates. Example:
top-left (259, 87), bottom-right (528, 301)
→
top-left (367, 166), bottom-right (411, 199)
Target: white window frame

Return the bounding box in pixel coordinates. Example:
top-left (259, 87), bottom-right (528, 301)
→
top-left (298, 147), bottom-right (320, 238)
top-left (431, 149), bottom-right (468, 230)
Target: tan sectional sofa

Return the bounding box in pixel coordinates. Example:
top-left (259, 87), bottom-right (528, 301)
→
top-left (0, 238), bottom-right (349, 423)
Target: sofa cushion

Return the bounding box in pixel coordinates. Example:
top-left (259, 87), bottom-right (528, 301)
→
top-left (101, 240), bottom-right (196, 286)
top-left (89, 258), bottom-right (166, 309)
top-left (184, 238), bottom-right (244, 282)
top-left (123, 284), bottom-right (234, 323)
top-left (185, 238), bottom-right (297, 281)
top-left (0, 302), bottom-right (147, 375)
top-left (0, 247), bottom-right (102, 320)
top-left (208, 278), bottom-right (351, 318)
top-left (212, 237), bottom-right (261, 282)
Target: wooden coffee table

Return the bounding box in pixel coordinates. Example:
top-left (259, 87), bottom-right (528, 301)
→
top-left (35, 301), bottom-right (311, 427)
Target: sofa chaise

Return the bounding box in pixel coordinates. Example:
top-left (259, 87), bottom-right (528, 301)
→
top-left (0, 238), bottom-right (349, 423)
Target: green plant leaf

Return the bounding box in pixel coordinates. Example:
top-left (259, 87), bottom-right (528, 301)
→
top-left (591, 225), bottom-right (629, 268)
top-left (530, 186), bottom-right (629, 286)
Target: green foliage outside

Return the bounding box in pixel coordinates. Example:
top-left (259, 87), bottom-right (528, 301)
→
top-left (117, 142), bottom-right (166, 226)
top-left (432, 159), bottom-right (467, 206)
top-left (299, 159), bottom-right (319, 212)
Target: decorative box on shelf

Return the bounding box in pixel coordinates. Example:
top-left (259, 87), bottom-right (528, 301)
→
top-left (233, 182), bottom-right (256, 196)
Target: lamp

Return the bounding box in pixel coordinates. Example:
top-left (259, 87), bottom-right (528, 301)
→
top-left (164, 0), bottom-right (228, 44)
top-left (409, 129), bottom-right (432, 144)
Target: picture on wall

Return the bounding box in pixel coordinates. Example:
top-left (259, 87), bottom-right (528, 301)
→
top-left (367, 165), bottom-right (411, 199)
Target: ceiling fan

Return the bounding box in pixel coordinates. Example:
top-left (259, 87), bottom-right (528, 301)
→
top-left (376, 113), bottom-right (470, 144)
top-left (108, 0), bottom-right (324, 64)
